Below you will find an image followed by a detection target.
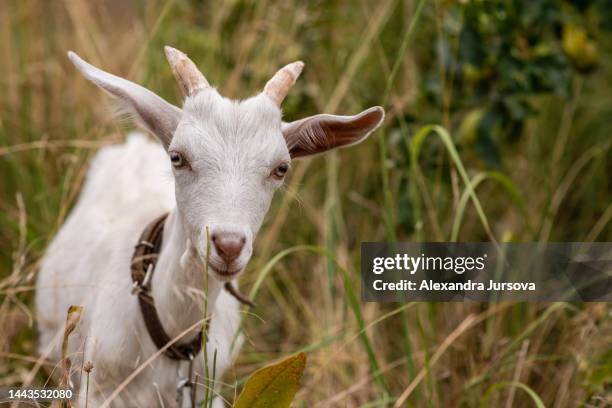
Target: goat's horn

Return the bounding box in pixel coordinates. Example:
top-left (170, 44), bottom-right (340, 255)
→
top-left (164, 46), bottom-right (209, 97)
top-left (263, 61), bottom-right (304, 106)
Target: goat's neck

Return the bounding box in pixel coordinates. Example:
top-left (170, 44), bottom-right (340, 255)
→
top-left (151, 209), bottom-right (222, 339)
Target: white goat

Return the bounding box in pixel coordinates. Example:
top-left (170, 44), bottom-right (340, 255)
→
top-left (35, 47), bottom-right (384, 407)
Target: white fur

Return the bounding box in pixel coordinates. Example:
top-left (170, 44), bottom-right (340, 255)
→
top-left (36, 51), bottom-right (384, 407)
top-left (36, 133), bottom-right (242, 407)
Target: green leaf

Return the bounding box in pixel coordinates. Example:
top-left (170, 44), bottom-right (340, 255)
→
top-left (234, 353), bottom-right (307, 408)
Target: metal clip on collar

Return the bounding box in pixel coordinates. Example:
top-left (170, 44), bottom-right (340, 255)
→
top-left (131, 263), bottom-right (153, 295)
top-left (176, 353), bottom-right (196, 407)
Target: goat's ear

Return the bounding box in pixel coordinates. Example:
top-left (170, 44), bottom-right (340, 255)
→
top-left (68, 51), bottom-right (181, 149)
top-left (282, 106), bottom-right (384, 159)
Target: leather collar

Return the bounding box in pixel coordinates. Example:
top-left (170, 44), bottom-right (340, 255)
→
top-left (130, 213), bottom-right (204, 361)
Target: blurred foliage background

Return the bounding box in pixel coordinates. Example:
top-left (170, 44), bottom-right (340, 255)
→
top-left (0, 0), bottom-right (611, 406)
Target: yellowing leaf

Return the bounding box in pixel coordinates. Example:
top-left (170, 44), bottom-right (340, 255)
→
top-left (234, 352), bottom-right (306, 408)
top-left (457, 108), bottom-right (485, 145)
top-left (562, 24), bottom-right (599, 73)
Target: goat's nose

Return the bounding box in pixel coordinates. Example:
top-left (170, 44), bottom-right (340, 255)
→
top-left (212, 232), bottom-right (246, 265)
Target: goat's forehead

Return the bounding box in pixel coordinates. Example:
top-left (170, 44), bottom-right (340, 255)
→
top-left (182, 91), bottom-right (281, 129)
top-left (172, 90), bottom-right (288, 159)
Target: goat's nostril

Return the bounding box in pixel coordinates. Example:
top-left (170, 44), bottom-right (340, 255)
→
top-left (212, 233), bottom-right (246, 265)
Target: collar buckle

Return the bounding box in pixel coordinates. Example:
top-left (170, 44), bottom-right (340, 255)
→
top-left (130, 263), bottom-right (153, 295)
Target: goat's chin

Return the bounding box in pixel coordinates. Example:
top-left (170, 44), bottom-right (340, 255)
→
top-left (208, 264), bottom-right (243, 282)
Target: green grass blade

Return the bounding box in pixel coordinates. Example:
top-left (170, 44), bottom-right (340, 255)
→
top-left (233, 245), bottom-right (390, 397)
top-left (451, 170), bottom-right (530, 241)
top-left (411, 125), bottom-right (496, 242)
top-left (480, 381), bottom-right (546, 408)
top-left (378, 0), bottom-right (427, 241)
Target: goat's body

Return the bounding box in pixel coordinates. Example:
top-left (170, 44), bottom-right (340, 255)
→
top-left (36, 133), bottom-right (239, 407)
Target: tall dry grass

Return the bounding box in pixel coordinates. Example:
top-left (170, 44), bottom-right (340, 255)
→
top-left (0, 1), bottom-right (610, 407)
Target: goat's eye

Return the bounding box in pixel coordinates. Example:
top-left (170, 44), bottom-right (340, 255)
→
top-left (271, 162), bottom-right (289, 179)
top-left (169, 151), bottom-right (186, 169)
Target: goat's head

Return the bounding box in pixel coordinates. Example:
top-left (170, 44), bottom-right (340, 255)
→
top-left (68, 47), bottom-right (384, 281)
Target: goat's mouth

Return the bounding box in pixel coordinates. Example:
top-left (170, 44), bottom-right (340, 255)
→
top-left (208, 263), bottom-right (242, 279)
